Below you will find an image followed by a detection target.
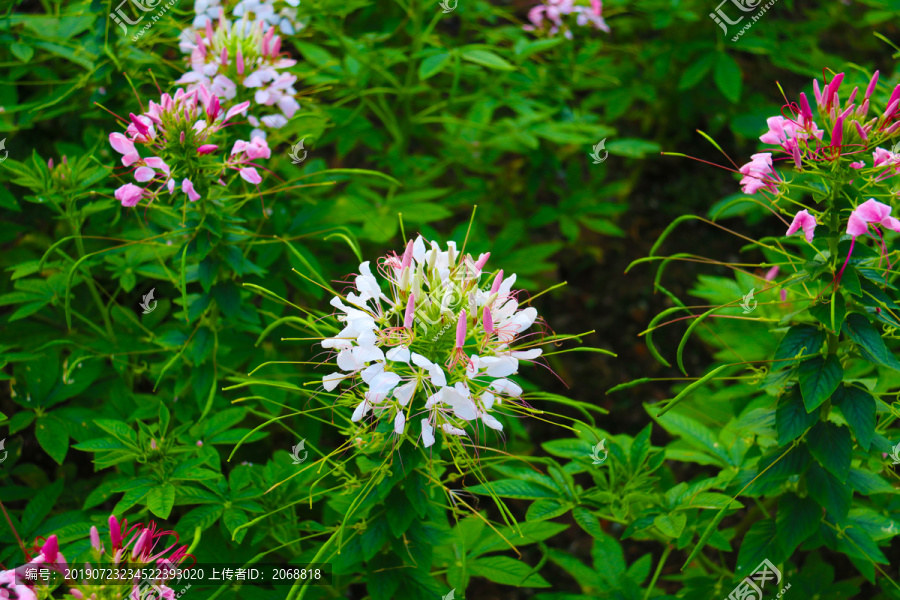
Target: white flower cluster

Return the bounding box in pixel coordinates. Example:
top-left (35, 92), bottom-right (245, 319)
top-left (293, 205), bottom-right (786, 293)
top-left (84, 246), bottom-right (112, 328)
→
top-left (320, 236), bottom-right (543, 448)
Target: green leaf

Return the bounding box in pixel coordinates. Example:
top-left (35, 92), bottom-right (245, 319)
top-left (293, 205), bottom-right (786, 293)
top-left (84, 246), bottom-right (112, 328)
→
top-left (807, 463), bottom-right (851, 523)
top-left (385, 487), bottom-right (416, 537)
top-left (35, 415), bottom-right (69, 464)
top-left (223, 507), bottom-right (250, 544)
top-left (714, 52), bottom-right (742, 103)
top-left (94, 419), bottom-right (138, 447)
top-left (735, 519), bottom-right (782, 578)
top-left (526, 499), bottom-right (571, 522)
top-left (466, 479), bottom-right (558, 500)
top-left (11, 43), bottom-right (34, 63)
top-left (774, 324), bottom-right (825, 367)
top-left (606, 139), bottom-right (661, 158)
top-left (146, 484), bottom-right (176, 520)
top-left (807, 422), bottom-right (852, 481)
top-left (461, 49), bottom-right (515, 71)
top-left (809, 293), bottom-right (846, 333)
top-left (573, 507), bottom-right (605, 539)
top-left (842, 312), bottom-right (900, 371)
top-left (678, 53), bottom-right (715, 90)
top-left (468, 556), bottom-right (550, 587)
top-left (776, 494), bottom-right (821, 556)
top-left (590, 528), bottom-right (627, 588)
top-left (21, 479), bottom-right (63, 535)
top-left (418, 53), bottom-right (450, 80)
top-left (798, 355), bottom-right (843, 412)
top-left (653, 513), bottom-right (687, 539)
top-left (847, 468), bottom-right (895, 495)
top-left (776, 388), bottom-right (818, 445)
top-left (831, 385), bottom-right (876, 451)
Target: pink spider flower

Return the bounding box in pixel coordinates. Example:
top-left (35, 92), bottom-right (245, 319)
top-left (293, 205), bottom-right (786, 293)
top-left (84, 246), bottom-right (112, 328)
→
top-left (785, 210), bottom-right (817, 243)
top-left (836, 199), bottom-right (900, 283)
top-left (739, 153), bottom-right (782, 195)
top-left (108, 85), bottom-right (253, 207)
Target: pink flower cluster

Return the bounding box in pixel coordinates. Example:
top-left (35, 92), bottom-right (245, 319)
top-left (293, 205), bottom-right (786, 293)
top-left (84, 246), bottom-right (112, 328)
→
top-left (524, 0), bottom-right (610, 38)
top-left (176, 13), bottom-right (299, 139)
top-left (0, 536), bottom-right (65, 600)
top-left (109, 85), bottom-right (272, 208)
top-left (740, 70), bottom-right (900, 196)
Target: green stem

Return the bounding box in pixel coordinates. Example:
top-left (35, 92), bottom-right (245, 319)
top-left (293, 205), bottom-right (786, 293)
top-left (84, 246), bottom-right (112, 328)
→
top-left (70, 217), bottom-right (116, 342)
top-left (643, 544), bottom-right (672, 600)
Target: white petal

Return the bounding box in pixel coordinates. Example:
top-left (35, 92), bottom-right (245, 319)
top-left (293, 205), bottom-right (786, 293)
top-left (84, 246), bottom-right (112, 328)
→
top-left (481, 412), bottom-right (504, 431)
top-left (511, 348), bottom-right (542, 360)
top-left (412, 236), bottom-right (427, 264)
top-left (394, 411), bottom-right (406, 435)
top-left (386, 346), bottom-right (411, 363)
top-left (322, 372), bottom-right (344, 391)
top-left (421, 419), bottom-right (435, 447)
top-left (481, 391), bottom-right (495, 410)
top-left (393, 381), bottom-right (417, 406)
top-left (351, 400), bottom-right (370, 422)
top-left (360, 363), bottom-right (385, 383)
top-left (490, 379), bottom-right (523, 397)
top-left (485, 355), bottom-right (518, 377)
top-left (441, 423), bottom-right (467, 436)
top-left (336, 349), bottom-right (359, 371)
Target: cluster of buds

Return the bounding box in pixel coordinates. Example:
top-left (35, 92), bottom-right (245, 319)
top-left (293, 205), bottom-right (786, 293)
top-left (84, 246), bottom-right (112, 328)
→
top-left (109, 85), bottom-right (269, 208)
top-left (523, 0), bottom-right (610, 39)
top-left (320, 236), bottom-right (545, 448)
top-left (177, 11), bottom-right (299, 139)
top-left (741, 70), bottom-right (900, 195)
top-left (66, 516), bottom-right (189, 600)
top-left (0, 536), bottom-right (65, 600)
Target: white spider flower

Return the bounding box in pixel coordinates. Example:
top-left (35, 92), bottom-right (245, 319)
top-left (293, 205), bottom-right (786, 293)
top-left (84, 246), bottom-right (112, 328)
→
top-left (320, 236), bottom-right (545, 448)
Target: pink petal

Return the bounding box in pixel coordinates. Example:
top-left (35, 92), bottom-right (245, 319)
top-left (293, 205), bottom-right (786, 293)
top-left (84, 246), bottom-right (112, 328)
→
top-left (109, 132), bottom-right (135, 155)
top-left (239, 167), bottom-right (262, 184)
top-left (134, 167), bottom-right (156, 182)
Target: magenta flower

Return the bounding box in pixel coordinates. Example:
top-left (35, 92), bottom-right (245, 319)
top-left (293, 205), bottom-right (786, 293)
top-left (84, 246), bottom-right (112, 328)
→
top-left (847, 199), bottom-right (900, 237)
top-left (109, 133), bottom-right (140, 166)
top-left (786, 210), bottom-right (817, 242)
top-left (739, 153), bottom-right (782, 195)
top-left (182, 178), bottom-right (201, 202)
top-left (115, 183), bottom-right (144, 207)
top-left (759, 116), bottom-right (823, 155)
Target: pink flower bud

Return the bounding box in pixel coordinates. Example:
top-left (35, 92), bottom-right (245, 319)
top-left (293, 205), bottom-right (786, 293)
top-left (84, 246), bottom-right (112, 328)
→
top-left (237, 47), bottom-right (245, 76)
top-left (474, 252), bottom-right (490, 271)
top-left (196, 32), bottom-right (206, 57)
top-left (483, 306), bottom-right (494, 334)
top-left (847, 86), bottom-right (858, 108)
top-left (883, 99), bottom-right (899, 121)
top-left (197, 144), bottom-right (219, 155)
top-left (220, 47), bottom-right (228, 66)
top-left (70, 590), bottom-right (84, 599)
top-left (866, 70), bottom-right (879, 100)
top-left (41, 535), bottom-right (59, 562)
top-left (48, 158), bottom-right (54, 169)
top-left (109, 515), bottom-right (122, 548)
top-left (90, 526), bottom-right (101, 551)
top-left (455, 310), bottom-right (467, 348)
top-left (853, 121), bottom-right (868, 140)
top-left (490, 269), bottom-right (504, 295)
top-left (196, 440), bottom-right (203, 447)
top-left (132, 530), bottom-right (149, 559)
top-left (404, 294), bottom-right (416, 329)
top-left (150, 439), bottom-right (157, 450)
top-left (180, 131), bottom-right (186, 144)
top-left (205, 18), bottom-right (214, 41)
top-left (401, 239), bottom-right (414, 270)
top-left (798, 92), bottom-right (812, 122)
